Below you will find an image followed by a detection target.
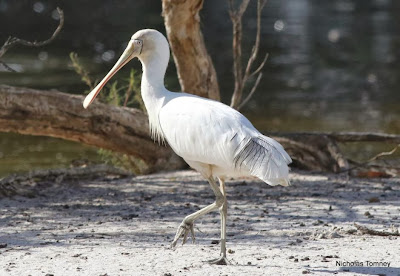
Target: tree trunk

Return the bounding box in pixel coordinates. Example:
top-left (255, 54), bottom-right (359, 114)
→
top-left (0, 85), bottom-right (185, 173)
top-left (161, 0), bottom-right (220, 101)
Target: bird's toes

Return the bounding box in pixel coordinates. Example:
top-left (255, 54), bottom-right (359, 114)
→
top-left (170, 239), bottom-right (178, 248)
top-left (190, 224), bottom-right (196, 243)
top-left (182, 229), bottom-right (189, 245)
top-left (207, 256), bottom-right (229, 265)
top-left (171, 230), bottom-right (183, 248)
top-left (171, 221), bottom-right (195, 247)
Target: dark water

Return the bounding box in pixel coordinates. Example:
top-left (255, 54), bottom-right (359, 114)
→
top-left (0, 0), bottom-right (399, 176)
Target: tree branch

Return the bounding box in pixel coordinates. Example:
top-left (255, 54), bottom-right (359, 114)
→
top-left (243, 0), bottom-right (265, 83)
top-left (228, 0), bottom-right (250, 19)
top-left (0, 60), bottom-right (17, 73)
top-left (230, 0), bottom-right (268, 110)
top-left (250, 52), bottom-right (268, 78)
top-left (367, 144), bottom-right (400, 163)
top-left (272, 132), bottom-right (400, 173)
top-left (228, 0), bottom-right (249, 109)
top-left (276, 132), bottom-right (400, 144)
top-left (340, 144), bottom-right (399, 174)
top-left (0, 7), bottom-right (64, 71)
top-left (238, 72), bottom-right (262, 110)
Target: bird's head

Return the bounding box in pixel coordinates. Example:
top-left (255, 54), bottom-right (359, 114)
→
top-left (83, 29), bottom-right (168, 109)
top-left (131, 29), bottom-right (169, 61)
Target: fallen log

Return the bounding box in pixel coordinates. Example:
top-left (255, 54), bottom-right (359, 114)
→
top-left (1, 85), bottom-right (399, 174)
top-left (279, 132), bottom-right (400, 144)
top-left (0, 85), bottom-right (185, 173)
top-left (273, 134), bottom-right (349, 172)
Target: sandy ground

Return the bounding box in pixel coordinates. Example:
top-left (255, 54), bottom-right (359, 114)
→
top-left (0, 169), bottom-right (399, 276)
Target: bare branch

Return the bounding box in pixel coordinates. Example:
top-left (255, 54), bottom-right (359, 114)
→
top-left (237, 0), bottom-right (250, 17)
top-left (0, 60), bottom-right (17, 72)
top-left (238, 72), bottom-right (262, 110)
top-left (230, 0), bottom-right (268, 109)
top-left (250, 52), bottom-right (268, 78)
top-left (338, 144), bottom-right (399, 174)
top-left (276, 132), bottom-right (400, 144)
top-left (228, 0), bottom-right (250, 20)
top-left (326, 138), bottom-right (349, 170)
top-left (243, 0), bottom-right (264, 81)
top-left (228, 0), bottom-right (234, 15)
top-left (0, 7), bottom-right (64, 71)
top-left (229, 0), bottom-right (249, 109)
top-left (261, 0), bottom-right (268, 9)
top-left (366, 144), bottom-right (400, 163)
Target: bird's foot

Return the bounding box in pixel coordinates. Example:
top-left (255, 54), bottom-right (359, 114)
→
top-left (206, 255), bottom-right (229, 265)
top-left (170, 221), bottom-right (195, 247)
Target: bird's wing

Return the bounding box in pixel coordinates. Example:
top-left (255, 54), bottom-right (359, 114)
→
top-left (159, 93), bottom-right (253, 166)
top-left (159, 93), bottom-right (291, 185)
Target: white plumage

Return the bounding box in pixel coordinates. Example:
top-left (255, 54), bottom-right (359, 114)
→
top-left (83, 29), bottom-right (291, 265)
top-left (159, 93), bottom-right (291, 186)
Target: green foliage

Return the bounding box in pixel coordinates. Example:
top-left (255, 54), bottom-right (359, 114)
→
top-left (97, 149), bottom-right (148, 175)
top-left (126, 69), bottom-right (146, 111)
top-left (69, 52), bottom-right (147, 174)
top-left (69, 52), bottom-right (94, 90)
top-left (69, 52), bottom-right (144, 110)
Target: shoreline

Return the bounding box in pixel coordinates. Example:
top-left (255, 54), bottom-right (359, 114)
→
top-left (1, 169), bottom-right (399, 275)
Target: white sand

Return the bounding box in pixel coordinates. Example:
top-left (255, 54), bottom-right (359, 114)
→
top-left (1, 170), bottom-right (399, 276)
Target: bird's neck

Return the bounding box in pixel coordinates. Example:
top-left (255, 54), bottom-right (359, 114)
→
top-left (139, 52), bottom-right (170, 142)
top-left (140, 53), bottom-right (170, 111)
top-left (141, 56), bottom-right (166, 90)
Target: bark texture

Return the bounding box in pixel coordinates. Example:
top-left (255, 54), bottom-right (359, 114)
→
top-left (161, 0), bottom-right (220, 101)
top-left (0, 85), bottom-right (185, 173)
top-left (1, 85), bottom-right (399, 174)
top-left (273, 134), bottom-right (349, 172)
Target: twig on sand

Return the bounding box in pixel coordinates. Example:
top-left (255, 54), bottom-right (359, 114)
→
top-left (353, 223), bottom-right (399, 237)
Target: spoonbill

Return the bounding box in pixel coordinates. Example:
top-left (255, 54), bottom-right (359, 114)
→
top-left (83, 29), bottom-right (291, 265)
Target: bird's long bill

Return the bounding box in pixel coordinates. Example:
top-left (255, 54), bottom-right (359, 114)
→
top-left (83, 41), bottom-right (136, 109)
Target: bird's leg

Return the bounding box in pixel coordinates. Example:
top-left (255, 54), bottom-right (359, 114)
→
top-left (171, 176), bottom-right (224, 248)
top-left (208, 178), bottom-right (229, 265)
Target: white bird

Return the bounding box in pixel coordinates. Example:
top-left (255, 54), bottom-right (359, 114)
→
top-left (83, 29), bottom-right (291, 265)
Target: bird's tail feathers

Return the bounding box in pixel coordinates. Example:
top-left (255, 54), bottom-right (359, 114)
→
top-left (233, 135), bottom-right (291, 186)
